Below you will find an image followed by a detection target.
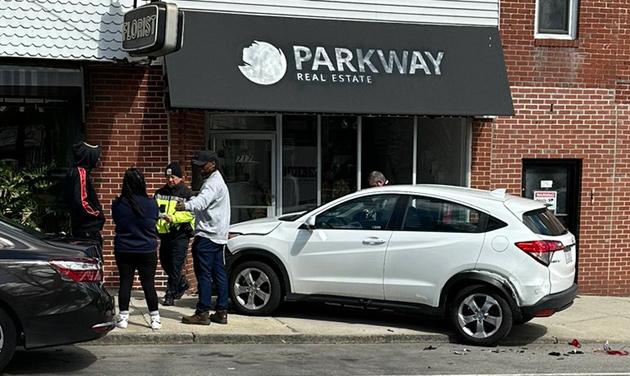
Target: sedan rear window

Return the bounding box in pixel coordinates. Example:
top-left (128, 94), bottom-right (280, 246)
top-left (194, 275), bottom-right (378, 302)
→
top-left (523, 209), bottom-right (567, 236)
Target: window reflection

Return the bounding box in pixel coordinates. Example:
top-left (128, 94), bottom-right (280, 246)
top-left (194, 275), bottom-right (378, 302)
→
top-left (283, 115), bottom-right (317, 213)
top-left (321, 116), bottom-right (357, 203)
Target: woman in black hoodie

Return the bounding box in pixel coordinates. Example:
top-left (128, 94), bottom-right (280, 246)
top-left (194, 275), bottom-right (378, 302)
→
top-left (112, 168), bottom-right (161, 330)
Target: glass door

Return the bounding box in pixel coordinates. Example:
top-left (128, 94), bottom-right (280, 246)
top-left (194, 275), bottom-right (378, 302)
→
top-left (211, 134), bottom-right (276, 224)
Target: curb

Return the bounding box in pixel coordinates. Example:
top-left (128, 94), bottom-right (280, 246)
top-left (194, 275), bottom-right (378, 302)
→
top-left (87, 332), bottom-right (595, 346)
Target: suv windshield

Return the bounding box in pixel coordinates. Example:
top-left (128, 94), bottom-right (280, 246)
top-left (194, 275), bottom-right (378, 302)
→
top-left (523, 209), bottom-right (568, 236)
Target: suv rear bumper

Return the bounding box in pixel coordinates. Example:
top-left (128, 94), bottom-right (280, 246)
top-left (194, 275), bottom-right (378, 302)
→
top-left (521, 283), bottom-right (578, 317)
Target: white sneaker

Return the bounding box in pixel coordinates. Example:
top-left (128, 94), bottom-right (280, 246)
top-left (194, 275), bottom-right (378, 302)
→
top-left (150, 312), bottom-right (161, 330)
top-left (151, 316), bottom-right (161, 330)
top-left (116, 313), bottom-right (129, 329)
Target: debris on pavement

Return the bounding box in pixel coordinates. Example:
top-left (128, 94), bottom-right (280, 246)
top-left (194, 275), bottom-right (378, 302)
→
top-left (423, 345), bottom-right (437, 351)
top-left (595, 341), bottom-right (629, 356)
top-left (552, 336), bottom-right (559, 344)
top-left (548, 352), bottom-right (561, 356)
top-left (569, 338), bottom-right (582, 348)
top-left (453, 348), bottom-right (470, 355)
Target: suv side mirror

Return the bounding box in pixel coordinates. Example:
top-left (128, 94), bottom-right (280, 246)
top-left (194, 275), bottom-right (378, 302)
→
top-left (304, 216), bottom-right (316, 230)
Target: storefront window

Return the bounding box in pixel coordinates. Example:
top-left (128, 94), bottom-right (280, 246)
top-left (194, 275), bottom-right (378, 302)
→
top-left (416, 117), bottom-right (470, 186)
top-left (361, 117), bottom-right (413, 186)
top-left (0, 98), bottom-right (78, 169)
top-left (283, 115), bottom-right (317, 213)
top-left (321, 116), bottom-right (357, 203)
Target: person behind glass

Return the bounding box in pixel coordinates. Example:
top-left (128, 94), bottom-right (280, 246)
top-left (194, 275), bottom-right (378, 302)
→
top-left (112, 168), bottom-right (161, 330)
top-left (368, 170), bottom-right (389, 187)
top-left (176, 151), bottom-right (231, 325)
top-left (155, 162), bottom-right (194, 306)
top-left (63, 141), bottom-right (106, 256)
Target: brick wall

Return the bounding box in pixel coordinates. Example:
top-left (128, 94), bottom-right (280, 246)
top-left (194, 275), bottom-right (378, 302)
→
top-left (469, 0), bottom-right (630, 294)
top-left (85, 63), bottom-right (208, 292)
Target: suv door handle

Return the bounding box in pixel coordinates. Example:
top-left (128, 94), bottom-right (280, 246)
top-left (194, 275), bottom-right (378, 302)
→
top-left (362, 237), bottom-right (386, 245)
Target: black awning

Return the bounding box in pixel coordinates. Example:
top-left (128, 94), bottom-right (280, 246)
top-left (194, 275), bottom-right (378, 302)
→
top-left (165, 12), bottom-right (513, 116)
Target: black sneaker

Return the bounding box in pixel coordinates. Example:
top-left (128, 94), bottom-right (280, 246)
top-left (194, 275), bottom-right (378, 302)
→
top-left (162, 296), bottom-right (175, 306)
top-left (173, 281), bottom-right (189, 300)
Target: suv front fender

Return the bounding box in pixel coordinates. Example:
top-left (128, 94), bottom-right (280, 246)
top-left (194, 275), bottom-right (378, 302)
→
top-left (225, 248), bottom-right (292, 295)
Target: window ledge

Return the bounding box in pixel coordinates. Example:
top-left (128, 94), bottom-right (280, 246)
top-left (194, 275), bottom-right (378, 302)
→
top-left (534, 39), bottom-right (579, 48)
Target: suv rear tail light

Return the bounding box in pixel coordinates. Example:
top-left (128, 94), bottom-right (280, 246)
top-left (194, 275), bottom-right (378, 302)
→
top-left (50, 258), bottom-right (102, 282)
top-left (515, 240), bottom-right (564, 266)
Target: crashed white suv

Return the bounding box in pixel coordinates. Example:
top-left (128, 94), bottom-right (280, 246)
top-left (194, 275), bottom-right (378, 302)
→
top-left (226, 185), bottom-right (577, 345)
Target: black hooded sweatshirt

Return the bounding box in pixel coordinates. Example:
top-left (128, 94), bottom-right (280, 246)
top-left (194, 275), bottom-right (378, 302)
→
top-left (64, 142), bottom-right (106, 234)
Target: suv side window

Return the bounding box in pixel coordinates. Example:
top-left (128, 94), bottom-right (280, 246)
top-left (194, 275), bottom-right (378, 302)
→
top-left (402, 196), bottom-right (483, 233)
top-left (316, 194), bottom-right (398, 230)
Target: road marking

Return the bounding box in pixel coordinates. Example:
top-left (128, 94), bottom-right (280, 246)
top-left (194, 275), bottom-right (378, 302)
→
top-left (385, 374), bottom-right (630, 376)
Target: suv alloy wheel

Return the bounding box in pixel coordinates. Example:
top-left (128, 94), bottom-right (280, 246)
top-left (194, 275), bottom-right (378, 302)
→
top-left (449, 285), bottom-right (513, 346)
top-left (229, 261), bottom-right (282, 315)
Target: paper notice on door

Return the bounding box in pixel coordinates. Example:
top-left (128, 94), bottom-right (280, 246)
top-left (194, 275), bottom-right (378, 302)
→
top-left (533, 191), bottom-right (557, 213)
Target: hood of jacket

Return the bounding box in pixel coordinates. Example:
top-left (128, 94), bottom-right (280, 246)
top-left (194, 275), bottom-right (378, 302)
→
top-left (72, 142), bottom-right (101, 170)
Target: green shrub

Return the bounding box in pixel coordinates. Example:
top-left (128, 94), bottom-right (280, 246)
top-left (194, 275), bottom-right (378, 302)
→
top-left (0, 163), bottom-right (61, 231)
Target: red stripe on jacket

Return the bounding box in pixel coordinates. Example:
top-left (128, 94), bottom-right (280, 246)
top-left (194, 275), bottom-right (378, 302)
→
top-left (78, 167), bottom-right (100, 217)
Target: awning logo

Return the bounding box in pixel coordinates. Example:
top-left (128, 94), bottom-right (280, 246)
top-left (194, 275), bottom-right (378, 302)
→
top-left (238, 41), bottom-right (287, 85)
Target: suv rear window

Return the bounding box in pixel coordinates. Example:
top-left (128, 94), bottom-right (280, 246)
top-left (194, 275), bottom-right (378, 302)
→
top-left (523, 209), bottom-right (567, 236)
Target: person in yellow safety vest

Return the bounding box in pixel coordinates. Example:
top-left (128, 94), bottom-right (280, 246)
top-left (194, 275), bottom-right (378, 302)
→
top-left (154, 162), bottom-right (195, 306)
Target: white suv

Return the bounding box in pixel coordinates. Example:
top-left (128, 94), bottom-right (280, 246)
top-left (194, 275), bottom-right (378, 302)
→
top-left (226, 185), bottom-right (577, 345)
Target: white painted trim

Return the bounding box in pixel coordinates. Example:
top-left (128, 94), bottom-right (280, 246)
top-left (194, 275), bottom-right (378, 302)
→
top-left (412, 116), bottom-right (418, 185)
top-left (357, 116), bottom-right (362, 190)
top-left (534, 0), bottom-right (579, 40)
top-left (317, 114), bottom-right (322, 206)
top-left (174, 0), bottom-right (500, 27)
top-left (277, 114), bottom-right (283, 215)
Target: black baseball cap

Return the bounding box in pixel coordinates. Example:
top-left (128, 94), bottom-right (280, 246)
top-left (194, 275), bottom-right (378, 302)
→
top-left (192, 150), bottom-right (218, 166)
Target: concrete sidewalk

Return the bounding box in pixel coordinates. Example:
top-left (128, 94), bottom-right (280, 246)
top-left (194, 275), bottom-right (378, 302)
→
top-left (92, 293), bottom-right (630, 346)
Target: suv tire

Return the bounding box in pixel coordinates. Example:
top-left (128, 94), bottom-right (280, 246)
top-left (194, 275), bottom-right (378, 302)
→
top-left (449, 285), bottom-right (513, 346)
top-left (229, 261), bottom-right (282, 316)
top-left (0, 308), bottom-right (16, 371)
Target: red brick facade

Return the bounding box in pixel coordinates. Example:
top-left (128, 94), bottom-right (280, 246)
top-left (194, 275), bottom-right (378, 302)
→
top-left (84, 63), bottom-right (211, 292)
top-left (84, 0), bottom-right (630, 295)
top-left (470, 0), bottom-right (630, 294)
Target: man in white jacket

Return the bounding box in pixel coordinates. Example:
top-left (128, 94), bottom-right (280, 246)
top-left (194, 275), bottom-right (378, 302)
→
top-left (176, 150), bottom-right (231, 325)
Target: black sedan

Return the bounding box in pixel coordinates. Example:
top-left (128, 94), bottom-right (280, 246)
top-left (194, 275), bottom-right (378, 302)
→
top-left (0, 217), bottom-right (115, 370)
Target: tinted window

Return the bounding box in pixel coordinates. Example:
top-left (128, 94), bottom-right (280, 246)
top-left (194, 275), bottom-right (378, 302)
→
top-left (403, 196), bottom-right (482, 233)
top-left (486, 216), bottom-right (508, 232)
top-left (316, 195), bottom-right (398, 230)
top-left (523, 208), bottom-right (567, 236)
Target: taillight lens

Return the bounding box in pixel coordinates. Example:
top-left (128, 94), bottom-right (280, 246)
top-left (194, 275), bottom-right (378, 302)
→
top-left (515, 240), bottom-right (564, 266)
top-left (50, 258), bottom-right (102, 282)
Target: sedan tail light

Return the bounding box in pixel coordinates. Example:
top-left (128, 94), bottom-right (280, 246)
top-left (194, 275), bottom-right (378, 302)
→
top-left (50, 258), bottom-right (102, 282)
top-left (515, 240), bottom-right (564, 266)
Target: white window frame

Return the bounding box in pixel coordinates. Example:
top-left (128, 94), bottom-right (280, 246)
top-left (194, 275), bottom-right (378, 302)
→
top-left (534, 0), bottom-right (579, 40)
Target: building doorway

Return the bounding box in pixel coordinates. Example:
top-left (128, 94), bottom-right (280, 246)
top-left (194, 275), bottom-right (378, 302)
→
top-left (522, 159), bottom-right (582, 240)
top-left (210, 133), bottom-right (276, 223)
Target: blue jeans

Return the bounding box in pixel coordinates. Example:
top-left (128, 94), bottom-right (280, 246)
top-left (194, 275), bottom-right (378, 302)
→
top-left (192, 237), bottom-right (228, 313)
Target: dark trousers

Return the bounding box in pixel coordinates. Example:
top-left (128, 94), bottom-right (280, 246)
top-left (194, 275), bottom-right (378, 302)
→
top-left (116, 252), bottom-right (159, 312)
top-left (192, 237), bottom-right (228, 314)
top-left (159, 234), bottom-right (189, 296)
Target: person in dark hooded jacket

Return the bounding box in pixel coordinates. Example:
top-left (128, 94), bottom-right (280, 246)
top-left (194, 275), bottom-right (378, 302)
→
top-left (63, 142), bottom-right (106, 252)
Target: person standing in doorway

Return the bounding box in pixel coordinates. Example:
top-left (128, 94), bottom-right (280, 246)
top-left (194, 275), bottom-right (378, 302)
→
top-left (176, 151), bottom-right (231, 325)
top-left (63, 141), bottom-right (106, 255)
top-left (368, 170), bottom-right (389, 187)
top-left (155, 162), bottom-right (194, 306)
top-left (112, 168), bottom-right (161, 330)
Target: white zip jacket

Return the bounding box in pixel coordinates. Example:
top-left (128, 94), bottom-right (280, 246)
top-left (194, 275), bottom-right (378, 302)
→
top-left (184, 171), bottom-right (231, 244)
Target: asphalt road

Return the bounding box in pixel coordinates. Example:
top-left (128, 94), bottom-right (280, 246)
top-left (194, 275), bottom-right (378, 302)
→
top-left (4, 343), bottom-right (630, 375)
